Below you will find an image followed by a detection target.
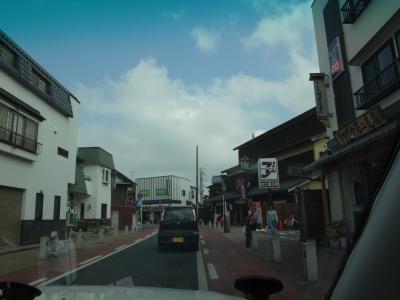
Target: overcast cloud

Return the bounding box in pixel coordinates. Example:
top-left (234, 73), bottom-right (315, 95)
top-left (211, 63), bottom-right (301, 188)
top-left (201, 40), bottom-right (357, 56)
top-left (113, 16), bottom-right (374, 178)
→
top-left (75, 2), bottom-right (317, 186)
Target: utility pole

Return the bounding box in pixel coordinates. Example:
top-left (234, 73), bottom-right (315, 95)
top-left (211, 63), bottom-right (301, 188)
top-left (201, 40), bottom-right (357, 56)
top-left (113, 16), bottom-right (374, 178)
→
top-left (196, 145), bottom-right (199, 218)
top-left (199, 168), bottom-right (205, 204)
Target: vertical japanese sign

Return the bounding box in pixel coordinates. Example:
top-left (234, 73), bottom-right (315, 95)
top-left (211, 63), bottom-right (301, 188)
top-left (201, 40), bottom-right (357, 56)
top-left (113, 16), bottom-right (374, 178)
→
top-left (328, 37), bottom-right (344, 80)
top-left (258, 158), bottom-right (280, 189)
top-left (310, 73), bottom-right (331, 127)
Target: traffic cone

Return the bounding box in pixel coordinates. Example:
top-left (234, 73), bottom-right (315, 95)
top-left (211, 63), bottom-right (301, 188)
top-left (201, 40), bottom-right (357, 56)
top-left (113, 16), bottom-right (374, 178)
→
top-left (278, 220), bottom-right (284, 232)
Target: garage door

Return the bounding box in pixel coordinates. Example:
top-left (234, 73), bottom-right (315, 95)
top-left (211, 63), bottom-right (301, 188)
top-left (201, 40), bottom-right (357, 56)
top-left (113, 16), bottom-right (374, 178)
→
top-left (0, 186), bottom-right (22, 246)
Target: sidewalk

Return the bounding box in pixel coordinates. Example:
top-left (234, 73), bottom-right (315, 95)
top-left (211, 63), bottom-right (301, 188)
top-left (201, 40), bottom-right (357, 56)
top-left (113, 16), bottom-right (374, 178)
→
top-left (0, 227), bottom-right (156, 283)
top-left (200, 227), bottom-right (302, 300)
top-left (219, 226), bottom-right (343, 300)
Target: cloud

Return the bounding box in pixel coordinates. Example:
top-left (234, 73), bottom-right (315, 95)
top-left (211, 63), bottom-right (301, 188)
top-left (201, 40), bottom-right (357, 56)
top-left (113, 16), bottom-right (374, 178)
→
top-left (162, 8), bottom-right (185, 21)
top-left (75, 55), bottom-right (313, 184)
top-left (190, 26), bottom-right (221, 54)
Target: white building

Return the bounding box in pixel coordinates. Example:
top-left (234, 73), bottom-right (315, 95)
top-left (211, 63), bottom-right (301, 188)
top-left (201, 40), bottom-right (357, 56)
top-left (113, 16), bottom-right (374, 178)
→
top-left (0, 30), bottom-right (79, 245)
top-left (69, 147), bottom-right (115, 229)
top-left (309, 0), bottom-right (400, 234)
top-left (136, 175), bottom-right (193, 223)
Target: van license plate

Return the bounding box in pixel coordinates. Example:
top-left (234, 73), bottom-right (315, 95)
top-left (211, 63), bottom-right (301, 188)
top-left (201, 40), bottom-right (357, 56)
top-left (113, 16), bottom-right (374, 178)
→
top-left (172, 237), bottom-right (184, 243)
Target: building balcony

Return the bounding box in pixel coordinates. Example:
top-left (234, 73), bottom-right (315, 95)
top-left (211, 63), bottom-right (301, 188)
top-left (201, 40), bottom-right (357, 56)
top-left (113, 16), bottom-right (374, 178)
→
top-left (0, 125), bottom-right (41, 154)
top-left (354, 58), bottom-right (400, 110)
top-left (341, 0), bottom-right (372, 24)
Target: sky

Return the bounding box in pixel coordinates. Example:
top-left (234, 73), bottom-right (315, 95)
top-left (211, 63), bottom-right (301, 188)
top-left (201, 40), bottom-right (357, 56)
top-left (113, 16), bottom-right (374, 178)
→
top-left (1, 0), bottom-right (319, 187)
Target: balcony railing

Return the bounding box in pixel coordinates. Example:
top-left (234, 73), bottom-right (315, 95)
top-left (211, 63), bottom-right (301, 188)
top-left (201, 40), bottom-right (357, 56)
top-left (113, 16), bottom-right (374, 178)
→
top-left (354, 58), bottom-right (400, 109)
top-left (341, 0), bottom-right (372, 24)
top-left (0, 125), bottom-right (41, 154)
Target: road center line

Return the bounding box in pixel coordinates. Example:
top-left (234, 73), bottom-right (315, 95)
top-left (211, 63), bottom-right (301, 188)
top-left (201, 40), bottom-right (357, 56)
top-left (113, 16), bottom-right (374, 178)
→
top-left (39, 232), bottom-right (157, 286)
top-left (200, 240), bottom-right (205, 245)
top-left (29, 277), bottom-right (48, 286)
top-left (203, 248), bottom-right (209, 255)
top-left (78, 255), bottom-right (102, 266)
top-left (207, 263), bottom-right (219, 279)
top-left (114, 244), bottom-right (128, 251)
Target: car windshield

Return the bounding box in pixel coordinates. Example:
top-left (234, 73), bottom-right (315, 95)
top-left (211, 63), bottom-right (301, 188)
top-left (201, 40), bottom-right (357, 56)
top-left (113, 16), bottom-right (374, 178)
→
top-left (1, 1), bottom-right (399, 300)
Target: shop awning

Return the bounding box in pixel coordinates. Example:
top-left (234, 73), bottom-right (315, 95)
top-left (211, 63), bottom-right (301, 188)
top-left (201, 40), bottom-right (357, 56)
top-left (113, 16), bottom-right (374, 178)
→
top-left (304, 120), bottom-right (400, 172)
top-left (207, 192), bottom-right (240, 203)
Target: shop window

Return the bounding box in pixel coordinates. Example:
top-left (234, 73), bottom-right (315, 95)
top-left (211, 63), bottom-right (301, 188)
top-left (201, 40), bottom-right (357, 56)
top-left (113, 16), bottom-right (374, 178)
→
top-left (182, 190), bottom-right (186, 197)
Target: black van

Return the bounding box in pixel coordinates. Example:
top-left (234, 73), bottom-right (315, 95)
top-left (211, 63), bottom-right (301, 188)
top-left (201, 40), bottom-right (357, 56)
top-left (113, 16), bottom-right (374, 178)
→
top-left (158, 207), bottom-right (199, 251)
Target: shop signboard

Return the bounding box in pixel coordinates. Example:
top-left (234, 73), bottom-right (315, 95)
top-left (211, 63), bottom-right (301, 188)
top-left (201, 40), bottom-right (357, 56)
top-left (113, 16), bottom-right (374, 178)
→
top-left (309, 73), bottom-right (331, 127)
top-left (328, 37), bottom-right (344, 80)
top-left (334, 106), bottom-right (385, 144)
top-left (258, 158), bottom-right (280, 189)
top-left (156, 188), bottom-right (167, 196)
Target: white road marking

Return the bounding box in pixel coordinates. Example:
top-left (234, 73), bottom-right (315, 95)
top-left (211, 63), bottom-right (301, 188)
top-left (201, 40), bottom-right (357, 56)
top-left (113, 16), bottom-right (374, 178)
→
top-left (203, 248), bottom-right (209, 255)
top-left (200, 235), bottom-right (203, 238)
top-left (196, 250), bottom-right (208, 290)
top-left (29, 277), bottom-right (48, 286)
top-left (115, 276), bottom-right (135, 286)
top-left (200, 240), bottom-right (205, 245)
top-left (207, 263), bottom-right (219, 280)
top-left (39, 232), bottom-right (157, 286)
top-left (114, 244), bottom-right (128, 251)
top-left (78, 255), bottom-right (102, 266)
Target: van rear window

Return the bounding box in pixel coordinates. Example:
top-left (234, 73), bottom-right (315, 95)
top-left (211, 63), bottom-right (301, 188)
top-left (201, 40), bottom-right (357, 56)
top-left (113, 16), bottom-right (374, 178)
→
top-left (164, 208), bottom-right (194, 222)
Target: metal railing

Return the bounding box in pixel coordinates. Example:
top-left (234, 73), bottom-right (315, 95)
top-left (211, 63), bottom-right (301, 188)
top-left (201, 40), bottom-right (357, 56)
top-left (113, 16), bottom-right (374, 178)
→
top-left (0, 125), bottom-right (41, 154)
top-left (354, 58), bottom-right (400, 109)
top-left (341, 0), bottom-right (371, 24)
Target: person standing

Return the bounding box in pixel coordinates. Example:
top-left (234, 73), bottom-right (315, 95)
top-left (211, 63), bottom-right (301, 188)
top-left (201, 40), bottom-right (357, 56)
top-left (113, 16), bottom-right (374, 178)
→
top-left (267, 206), bottom-right (278, 234)
top-left (245, 202), bottom-right (257, 247)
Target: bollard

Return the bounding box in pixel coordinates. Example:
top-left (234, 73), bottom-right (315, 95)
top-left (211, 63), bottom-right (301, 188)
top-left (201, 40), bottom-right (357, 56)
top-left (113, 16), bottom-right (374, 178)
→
top-left (38, 236), bottom-right (49, 260)
top-left (303, 239), bottom-right (318, 281)
top-left (76, 231), bottom-right (83, 250)
top-left (98, 229), bottom-right (104, 243)
top-left (125, 225), bottom-right (129, 235)
top-left (113, 227), bottom-right (118, 237)
top-left (208, 221), bottom-right (212, 228)
top-left (131, 225), bottom-right (135, 234)
top-left (251, 231), bottom-right (259, 250)
top-left (271, 236), bottom-right (282, 263)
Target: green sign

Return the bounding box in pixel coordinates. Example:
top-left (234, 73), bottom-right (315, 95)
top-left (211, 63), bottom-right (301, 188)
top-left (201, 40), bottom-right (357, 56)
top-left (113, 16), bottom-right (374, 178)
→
top-left (156, 188), bottom-right (167, 196)
top-left (140, 190), bottom-right (150, 197)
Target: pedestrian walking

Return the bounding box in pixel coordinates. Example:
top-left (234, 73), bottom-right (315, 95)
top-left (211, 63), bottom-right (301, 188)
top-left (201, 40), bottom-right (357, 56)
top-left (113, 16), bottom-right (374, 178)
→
top-left (246, 202), bottom-right (258, 247)
top-left (267, 205), bottom-right (278, 234)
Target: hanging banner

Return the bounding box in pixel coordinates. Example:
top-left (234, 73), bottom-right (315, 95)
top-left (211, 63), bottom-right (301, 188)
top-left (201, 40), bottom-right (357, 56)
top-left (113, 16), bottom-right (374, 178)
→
top-left (258, 158), bottom-right (280, 189)
top-left (328, 37), bottom-right (345, 80)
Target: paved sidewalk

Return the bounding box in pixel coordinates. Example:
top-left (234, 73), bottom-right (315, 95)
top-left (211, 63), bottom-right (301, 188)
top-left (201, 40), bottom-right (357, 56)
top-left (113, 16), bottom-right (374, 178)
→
top-left (0, 228), bottom-right (156, 284)
top-left (219, 226), bottom-right (343, 300)
top-left (200, 227), bottom-right (302, 300)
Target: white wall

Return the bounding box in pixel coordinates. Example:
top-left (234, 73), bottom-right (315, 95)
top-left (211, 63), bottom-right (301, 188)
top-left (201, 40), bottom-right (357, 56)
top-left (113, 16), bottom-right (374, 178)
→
top-left (339, 0), bottom-right (400, 62)
top-left (0, 69), bottom-right (79, 221)
top-left (312, 0), bottom-right (339, 137)
top-left (80, 165), bottom-right (112, 219)
top-left (136, 176), bottom-right (192, 205)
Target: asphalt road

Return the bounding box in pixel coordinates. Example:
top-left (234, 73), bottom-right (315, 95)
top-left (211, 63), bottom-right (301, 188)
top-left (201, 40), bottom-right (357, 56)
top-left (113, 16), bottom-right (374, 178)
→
top-left (50, 235), bottom-right (199, 290)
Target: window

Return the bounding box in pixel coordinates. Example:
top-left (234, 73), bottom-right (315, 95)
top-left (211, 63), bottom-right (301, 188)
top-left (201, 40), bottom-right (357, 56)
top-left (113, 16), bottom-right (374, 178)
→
top-left (0, 103), bottom-right (39, 152)
top-left (191, 189), bottom-right (194, 199)
top-left (0, 42), bottom-right (16, 67)
top-left (182, 190), bottom-right (186, 197)
top-left (53, 196), bottom-right (61, 220)
top-left (101, 204), bottom-right (107, 219)
top-left (57, 147), bottom-right (69, 158)
top-left (32, 69), bottom-right (50, 94)
top-left (102, 169), bottom-right (109, 183)
top-left (35, 192), bottom-right (44, 220)
top-left (362, 42), bottom-right (395, 83)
